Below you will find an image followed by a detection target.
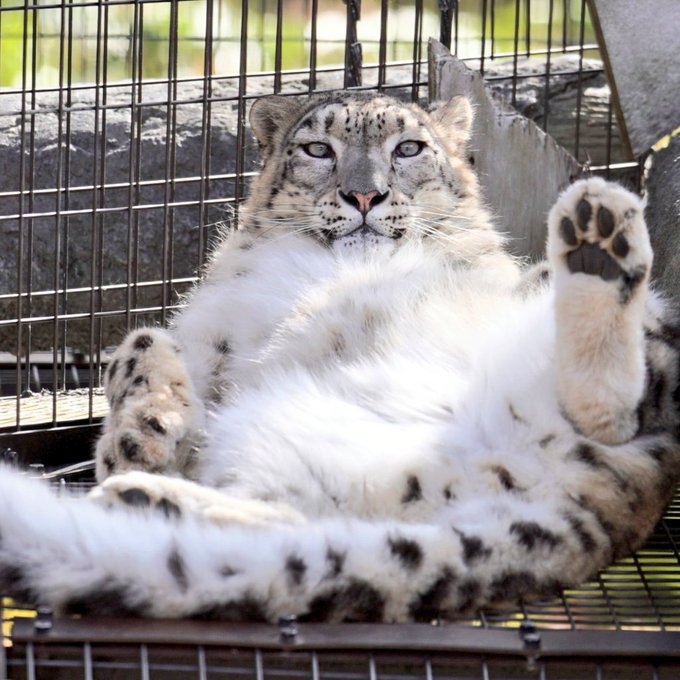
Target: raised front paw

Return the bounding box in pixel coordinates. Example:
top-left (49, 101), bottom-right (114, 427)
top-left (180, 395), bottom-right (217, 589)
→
top-left (547, 177), bottom-right (652, 302)
top-left (549, 179), bottom-right (652, 445)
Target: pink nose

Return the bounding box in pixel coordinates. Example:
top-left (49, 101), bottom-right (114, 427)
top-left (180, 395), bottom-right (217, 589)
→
top-left (352, 191), bottom-right (379, 215)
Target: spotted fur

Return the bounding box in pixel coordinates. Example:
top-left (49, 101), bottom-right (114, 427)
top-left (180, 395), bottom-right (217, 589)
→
top-left (0, 93), bottom-right (679, 623)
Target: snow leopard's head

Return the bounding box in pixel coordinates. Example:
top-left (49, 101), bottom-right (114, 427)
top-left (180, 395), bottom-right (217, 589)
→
top-left (245, 92), bottom-right (486, 255)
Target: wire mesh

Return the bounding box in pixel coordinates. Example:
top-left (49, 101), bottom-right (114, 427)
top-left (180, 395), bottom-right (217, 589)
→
top-left (0, 0), bottom-right (632, 432)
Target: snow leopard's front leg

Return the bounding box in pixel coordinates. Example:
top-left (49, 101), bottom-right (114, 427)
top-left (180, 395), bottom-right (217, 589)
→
top-left (95, 329), bottom-right (204, 481)
top-left (547, 177), bottom-right (652, 445)
top-left (88, 470), bottom-right (306, 526)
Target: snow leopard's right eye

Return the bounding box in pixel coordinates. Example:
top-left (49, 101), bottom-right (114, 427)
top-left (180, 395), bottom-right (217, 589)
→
top-left (303, 142), bottom-right (334, 159)
top-left (394, 140), bottom-right (425, 158)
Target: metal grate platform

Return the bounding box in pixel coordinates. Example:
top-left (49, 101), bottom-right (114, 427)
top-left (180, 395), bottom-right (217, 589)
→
top-left (4, 612), bottom-right (680, 680)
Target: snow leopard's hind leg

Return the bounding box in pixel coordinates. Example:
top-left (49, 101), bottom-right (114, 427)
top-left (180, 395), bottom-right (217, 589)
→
top-left (95, 329), bottom-right (204, 481)
top-left (548, 177), bottom-right (653, 445)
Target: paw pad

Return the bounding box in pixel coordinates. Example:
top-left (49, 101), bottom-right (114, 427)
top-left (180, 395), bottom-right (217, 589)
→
top-left (596, 206), bottom-right (615, 237)
top-left (567, 242), bottom-right (622, 281)
top-left (550, 178), bottom-right (650, 301)
top-left (611, 232), bottom-right (629, 258)
top-left (576, 198), bottom-right (592, 231)
top-left (562, 195), bottom-right (633, 280)
top-left (559, 217), bottom-right (578, 246)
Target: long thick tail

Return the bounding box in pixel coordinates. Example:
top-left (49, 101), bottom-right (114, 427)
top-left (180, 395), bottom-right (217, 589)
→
top-left (0, 464), bottom-right (651, 623)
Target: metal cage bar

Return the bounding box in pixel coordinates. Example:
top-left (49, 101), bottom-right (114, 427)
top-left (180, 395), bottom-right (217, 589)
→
top-left (1, 5), bottom-right (531, 421)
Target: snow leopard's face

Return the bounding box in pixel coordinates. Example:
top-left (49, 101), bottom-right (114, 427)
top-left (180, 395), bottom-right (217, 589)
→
top-left (247, 92), bottom-right (479, 254)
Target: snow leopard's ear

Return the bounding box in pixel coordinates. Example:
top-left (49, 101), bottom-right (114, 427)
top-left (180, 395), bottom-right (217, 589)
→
top-left (249, 96), bottom-right (306, 152)
top-left (428, 96), bottom-right (473, 147)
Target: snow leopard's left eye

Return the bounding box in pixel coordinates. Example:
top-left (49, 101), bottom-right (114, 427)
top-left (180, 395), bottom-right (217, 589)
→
top-left (303, 142), bottom-right (334, 159)
top-left (395, 141), bottom-right (425, 158)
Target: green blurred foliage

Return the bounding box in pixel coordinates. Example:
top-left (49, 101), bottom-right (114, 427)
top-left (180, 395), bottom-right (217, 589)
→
top-left (0, 0), bottom-right (594, 88)
top-left (0, 4), bottom-right (31, 87)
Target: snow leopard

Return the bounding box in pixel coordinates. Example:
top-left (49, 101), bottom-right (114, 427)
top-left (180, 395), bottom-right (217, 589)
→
top-left (0, 91), bottom-right (679, 623)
